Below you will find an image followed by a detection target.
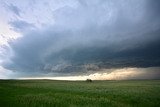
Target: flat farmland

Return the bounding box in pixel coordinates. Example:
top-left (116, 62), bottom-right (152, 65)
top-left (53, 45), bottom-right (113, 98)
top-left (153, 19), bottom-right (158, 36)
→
top-left (0, 80), bottom-right (160, 107)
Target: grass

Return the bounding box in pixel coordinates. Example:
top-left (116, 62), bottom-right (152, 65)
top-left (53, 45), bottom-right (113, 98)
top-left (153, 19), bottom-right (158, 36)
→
top-left (0, 80), bottom-right (160, 107)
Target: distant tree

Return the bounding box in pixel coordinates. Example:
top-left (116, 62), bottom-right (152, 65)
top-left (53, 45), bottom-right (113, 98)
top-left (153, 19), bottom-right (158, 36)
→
top-left (86, 79), bottom-right (92, 82)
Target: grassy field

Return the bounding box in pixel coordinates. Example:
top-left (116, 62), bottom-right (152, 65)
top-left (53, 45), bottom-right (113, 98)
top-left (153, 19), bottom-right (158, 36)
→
top-left (0, 80), bottom-right (160, 107)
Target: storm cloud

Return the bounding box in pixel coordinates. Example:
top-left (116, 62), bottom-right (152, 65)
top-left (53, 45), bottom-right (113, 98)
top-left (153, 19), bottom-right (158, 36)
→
top-left (6, 3), bottom-right (21, 16)
top-left (1, 0), bottom-right (160, 78)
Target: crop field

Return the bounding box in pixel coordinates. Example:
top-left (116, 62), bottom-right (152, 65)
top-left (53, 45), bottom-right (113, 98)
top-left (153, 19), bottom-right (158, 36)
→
top-left (0, 80), bottom-right (160, 107)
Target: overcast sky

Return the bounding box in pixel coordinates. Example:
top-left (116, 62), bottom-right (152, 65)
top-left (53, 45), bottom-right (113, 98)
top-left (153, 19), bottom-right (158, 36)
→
top-left (0, 0), bottom-right (160, 80)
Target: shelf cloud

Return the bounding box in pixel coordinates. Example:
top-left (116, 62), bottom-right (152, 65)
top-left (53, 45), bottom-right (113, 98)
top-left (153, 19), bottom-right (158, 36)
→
top-left (0, 0), bottom-right (160, 79)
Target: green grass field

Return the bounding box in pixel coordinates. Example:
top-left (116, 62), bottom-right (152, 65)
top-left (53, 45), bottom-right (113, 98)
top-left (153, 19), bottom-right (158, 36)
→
top-left (0, 80), bottom-right (160, 107)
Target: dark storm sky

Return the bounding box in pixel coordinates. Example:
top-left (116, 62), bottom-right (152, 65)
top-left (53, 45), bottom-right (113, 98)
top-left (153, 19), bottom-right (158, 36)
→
top-left (0, 0), bottom-right (160, 79)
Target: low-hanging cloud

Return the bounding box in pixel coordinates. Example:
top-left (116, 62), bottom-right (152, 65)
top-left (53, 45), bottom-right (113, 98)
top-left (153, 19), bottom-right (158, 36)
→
top-left (1, 0), bottom-right (160, 78)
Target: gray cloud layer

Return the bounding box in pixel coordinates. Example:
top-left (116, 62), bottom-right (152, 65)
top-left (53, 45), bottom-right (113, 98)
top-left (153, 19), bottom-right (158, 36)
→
top-left (9, 20), bottom-right (36, 32)
top-left (6, 3), bottom-right (21, 16)
top-left (2, 0), bottom-right (160, 77)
